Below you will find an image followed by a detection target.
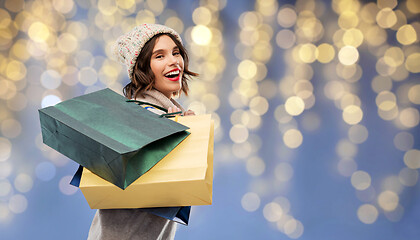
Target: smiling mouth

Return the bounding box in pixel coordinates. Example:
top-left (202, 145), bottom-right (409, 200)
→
top-left (164, 70), bottom-right (181, 81)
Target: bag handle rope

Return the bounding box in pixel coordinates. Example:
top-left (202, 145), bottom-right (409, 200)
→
top-left (126, 100), bottom-right (183, 118)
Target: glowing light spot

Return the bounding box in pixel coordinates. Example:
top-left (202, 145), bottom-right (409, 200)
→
top-left (285, 96), bottom-right (305, 116)
top-left (6, 60), bottom-right (26, 81)
top-left (59, 175), bottom-right (78, 195)
top-left (4, 0), bottom-right (24, 12)
top-left (0, 203), bottom-right (10, 221)
top-left (229, 124), bottom-right (249, 143)
top-left (376, 57), bottom-right (396, 76)
top-left (263, 202), bottom-right (283, 222)
top-left (98, 0), bottom-right (118, 15)
top-left (1, 119), bottom-right (21, 138)
top-left (408, 84), bottom-right (420, 104)
top-left (274, 105), bottom-right (293, 124)
top-left (348, 124), bottom-right (368, 144)
top-left (239, 11), bottom-right (261, 30)
top-left (376, 91), bottom-right (397, 111)
top-left (393, 132), bottom-right (414, 151)
top-left (399, 107), bottom-right (419, 128)
top-left (28, 21), bottom-right (50, 43)
top-left (378, 104), bottom-right (399, 121)
top-left (294, 80), bottom-right (313, 100)
top-left (396, 24), bottom-right (417, 45)
top-left (376, 8), bottom-right (397, 28)
top-left (192, 7), bottom-right (212, 25)
top-left (399, 168), bottom-right (418, 186)
top-left (191, 25), bottom-right (212, 46)
top-left (405, 53), bottom-right (420, 73)
top-left (52, 0), bottom-right (75, 14)
top-left (343, 28), bottom-right (364, 47)
top-left (237, 60), bottom-right (257, 79)
top-left (384, 205), bottom-right (404, 222)
top-left (338, 46), bottom-right (359, 65)
top-left (41, 95), bottom-right (62, 108)
top-left (8, 194), bottom-right (28, 214)
top-left (276, 29), bottom-right (296, 49)
top-left (0, 162), bottom-right (12, 180)
top-left (324, 81), bottom-right (345, 100)
top-left (135, 10), bottom-right (155, 24)
top-left (41, 70), bottom-right (61, 90)
top-left (283, 129), bottom-right (303, 149)
top-left (0, 180), bottom-right (11, 197)
top-left (284, 219), bottom-right (304, 239)
top-left (57, 33), bottom-right (78, 53)
top-left (338, 11), bottom-right (359, 29)
top-left (371, 76), bottom-right (392, 93)
top-left (336, 139), bottom-right (357, 158)
top-left (35, 162), bottom-right (56, 181)
top-left (146, 0), bottom-right (164, 15)
top-left (406, 0), bottom-right (420, 14)
top-left (343, 105), bottom-right (363, 125)
top-left (78, 67), bottom-right (98, 86)
top-left (351, 171), bottom-right (371, 190)
top-left (378, 191), bottom-right (399, 211)
top-left (188, 101), bottom-right (206, 115)
top-left (384, 47), bottom-right (405, 67)
top-left (316, 43), bottom-right (335, 63)
top-left (0, 138), bottom-right (12, 162)
top-left (360, 3), bottom-right (379, 24)
top-left (298, 43), bottom-right (317, 63)
top-left (338, 158), bottom-right (357, 177)
top-left (365, 25), bottom-right (387, 47)
top-left (116, 0), bottom-right (135, 9)
top-left (275, 162), bottom-right (294, 182)
top-left (201, 94), bottom-right (220, 112)
top-left (14, 174), bottom-right (33, 193)
top-left (277, 7), bottom-right (297, 28)
top-left (404, 149), bottom-right (420, 169)
top-left (241, 192), bottom-right (260, 212)
top-left (377, 0), bottom-right (397, 9)
top-left (357, 204), bottom-right (378, 224)
top-left (246, 157), bottom-right (265, 176)
top-left (249, 96), bottom-right (269, 116)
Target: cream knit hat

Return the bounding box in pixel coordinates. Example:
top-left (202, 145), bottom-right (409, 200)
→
top-left (112, 23), bottom-right (182, 81)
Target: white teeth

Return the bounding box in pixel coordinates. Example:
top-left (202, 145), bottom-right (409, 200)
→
top-left (165, 70), bottom-right (180, 77)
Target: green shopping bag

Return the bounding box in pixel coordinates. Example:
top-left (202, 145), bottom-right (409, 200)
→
top-left (38, 88), bottom-right (189, 189)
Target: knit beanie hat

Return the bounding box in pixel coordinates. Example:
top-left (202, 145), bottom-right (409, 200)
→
top-left (112, 23), bottom-right (182, 81)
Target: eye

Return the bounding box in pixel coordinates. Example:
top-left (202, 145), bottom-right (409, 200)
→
top-left (173, 51), bottom-right (180, 56)
top-left (155, 55), bottom-right (163, 59)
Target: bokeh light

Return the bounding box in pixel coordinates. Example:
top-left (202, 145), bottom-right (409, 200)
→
top-left (357, 204), bottom-right (378, 224)
top-left (241, 192), bottom-right (261, 212)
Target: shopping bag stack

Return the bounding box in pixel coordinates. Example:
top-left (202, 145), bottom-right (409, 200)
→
top-left (38, 88), bottom-right (214, 225)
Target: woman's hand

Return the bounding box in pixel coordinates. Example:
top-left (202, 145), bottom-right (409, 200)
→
top-left (168, 107), bottom-right (182, 113)
top-left (184, 109), bottom-right (195, 116)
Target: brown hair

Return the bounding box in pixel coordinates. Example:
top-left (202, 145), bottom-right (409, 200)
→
top-left (123, 33), bottom-right (198, 99)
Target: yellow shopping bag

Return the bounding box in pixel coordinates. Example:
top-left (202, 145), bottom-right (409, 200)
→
top-left (78, 114), bottom-right (214, 209)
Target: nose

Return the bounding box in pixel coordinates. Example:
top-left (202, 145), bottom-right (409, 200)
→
top-left (168, 55), bottom-right (180, 67)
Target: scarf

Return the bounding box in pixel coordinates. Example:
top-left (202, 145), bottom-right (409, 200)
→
top-left (135, 89), bottom-right (185, 113)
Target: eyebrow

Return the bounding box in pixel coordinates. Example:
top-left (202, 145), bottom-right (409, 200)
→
top-left (152, 46), bottom-right (179, 56)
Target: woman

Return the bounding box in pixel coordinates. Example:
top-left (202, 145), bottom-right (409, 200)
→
top-left (88, 23), bottom-right (197, 240)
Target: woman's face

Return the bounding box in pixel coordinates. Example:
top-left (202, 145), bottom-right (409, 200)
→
top-left (150, 35), bottom-right (184, 99)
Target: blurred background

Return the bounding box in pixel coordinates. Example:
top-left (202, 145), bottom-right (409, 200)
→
top-left (0, 0), bottom-right (419, 239)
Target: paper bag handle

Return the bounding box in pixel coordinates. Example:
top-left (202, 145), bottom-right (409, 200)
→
top-left (126, 100), bottom-right (183, 118)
